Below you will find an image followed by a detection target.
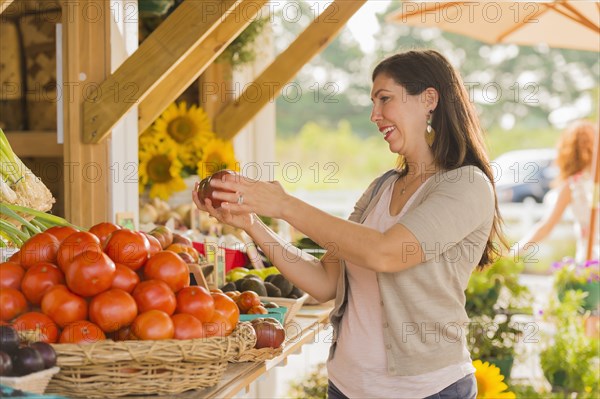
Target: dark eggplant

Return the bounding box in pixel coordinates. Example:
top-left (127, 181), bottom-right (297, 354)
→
top-left (11, 347), bottom-right (45, 376)
top-left (29, 342), bottom-right (57, 369)
top-left (0, 325), bottom-right (20, 355)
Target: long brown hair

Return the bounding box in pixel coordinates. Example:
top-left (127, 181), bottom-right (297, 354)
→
top-left (373, 49), bottom-right (507, 269)
top-left (556, 120), bottom-right (596, 181)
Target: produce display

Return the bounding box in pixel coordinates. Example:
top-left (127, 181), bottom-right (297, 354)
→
top-left (0, 224), bottom-right (239, 345)
top-left (222, 267), bottom-right (305, 299)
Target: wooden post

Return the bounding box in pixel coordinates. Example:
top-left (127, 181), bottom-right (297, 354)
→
top-left (62, 0), bottom-right (111, 227)
top-left (586, 127), bottom-right (600, 260)
top-left (0, 0), bottom-right (14, 14)
top-left (200, 62), bottom-right (234, 123)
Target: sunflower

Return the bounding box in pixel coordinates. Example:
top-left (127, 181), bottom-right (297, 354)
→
top-left (473, 360), bottom-right (516, 399)
top-left (196, 139), bottom-right (240, 179)
top-left (138, 131), bottom-right (187, 200)
top-left (153, 101), bottom-right (215, 171)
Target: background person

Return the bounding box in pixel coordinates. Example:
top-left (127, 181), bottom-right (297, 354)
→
top-left (194, 49), bottom-right (508, 399)
top-left (513, 120), bottom-right (598, 262)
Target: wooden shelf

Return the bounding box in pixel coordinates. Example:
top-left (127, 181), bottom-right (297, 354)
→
top-left (4, 131), bottom-right (63, 158)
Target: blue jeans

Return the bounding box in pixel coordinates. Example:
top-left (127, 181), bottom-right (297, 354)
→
top-left (327, 374), bottom-right (477, 399)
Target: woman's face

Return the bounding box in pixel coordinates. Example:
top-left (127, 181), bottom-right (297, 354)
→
top-left (370, 74), bottom-right (430, 156)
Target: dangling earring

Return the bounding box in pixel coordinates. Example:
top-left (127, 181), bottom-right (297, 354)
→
top-left (425, 110), bottom-right (435, 147)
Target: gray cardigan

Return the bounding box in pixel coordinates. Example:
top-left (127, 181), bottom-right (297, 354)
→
top-left (328, 165), bottom-right (495, 376)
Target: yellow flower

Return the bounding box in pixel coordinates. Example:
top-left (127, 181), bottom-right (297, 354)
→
top-left (153, 101), bottom-right (215, 170)
top-left (196, 139), bottom-right (240, 178)
top-left (473, 360), bottom-right (516, 399)
top-left (138, 131), bottom-right (187, 200)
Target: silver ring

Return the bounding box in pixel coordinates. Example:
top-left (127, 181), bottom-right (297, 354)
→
top-left (237, 194), bottom-right (244, 205)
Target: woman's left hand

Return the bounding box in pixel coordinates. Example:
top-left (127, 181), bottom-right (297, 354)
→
top-left (209, 173), bottom-right (290, 218)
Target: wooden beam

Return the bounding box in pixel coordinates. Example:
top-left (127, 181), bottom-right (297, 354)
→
top-left (138, 0), bottom-right (267, 133)
top-left (214, 0), bottom-right (367, 140)
top-left (83, 0), bottom-right (240, 144)
top-left (5, 132), bottom-right (62, 158)
top-left (62, 0), bottom-right (111, 227)
top-left (0, 0), bottom-right (14, 15)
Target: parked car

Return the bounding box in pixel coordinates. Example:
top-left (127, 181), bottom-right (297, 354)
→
top-left (492, 149), bottom-right (558, 203)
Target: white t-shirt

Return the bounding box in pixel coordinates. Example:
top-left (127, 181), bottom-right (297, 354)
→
top-left (328, 178), bottom-right (475, 398)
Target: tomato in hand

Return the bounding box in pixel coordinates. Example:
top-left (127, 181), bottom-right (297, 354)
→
top-left (175, 286), bottom-right (214, 323)
top-left (143, 251), bottom-right (189, 293)
top-left (89, 289), bottom-right (138, 333)
top-left (132, 280), bottom-right (176, 315)
top-left (59, 321), bottom-right (106, 344)
top-left (130, 310), bottom-right (174, 340)
top-left (56, 231), bottom-right (102, 272)
top-left (111, 263), bottom-right (140, 293)
top-left (0, 288), bottom-right (27, 322)
top-left (65, 251), bottom-right (116, 297)
top-left (0, 261), bottom-right (25, 290)
top-left (20, 233), bottom-right (60, 269)
top-left (171, 313), bottom-right (204, 339)
top-left (89, 222), bottom-right (121, 247)
top-left (44, 226), bottom-right (79, 244)
top-left (41, 285), bottom-right (87, 328)
top-left (21, 262), bottom-right (65, 305)
top-left (104, 230), bottom-right (150, 271)
top-left (12, 312), bottom-right (59, 343)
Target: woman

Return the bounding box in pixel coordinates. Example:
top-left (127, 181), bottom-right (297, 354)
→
top-left (513, 120), bottom-right (598, 262)
top-left (193, 49), bottom-right (506, 398)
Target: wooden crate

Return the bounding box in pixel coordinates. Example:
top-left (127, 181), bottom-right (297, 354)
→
top-left (0, 20), bottom-right (25, 130)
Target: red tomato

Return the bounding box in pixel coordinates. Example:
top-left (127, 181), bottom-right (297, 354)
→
top-left (148, 226), bottom-right (173, 249)
top-left (104, 230), bottom-right (150, 271)
top-left (111, 263), bottom-right (140, 293)
top-left (236, 291), bottom-right (261, 314)
top-left (89, 289), bottom-right (138, 333)
top-left (132, 280), bottom-right (176, 315)
top-left (203, 312), bottom-right (235, 338)
top-left (212, 292), bottom-right (239, 332)
top-left (171, 314), bottom-right (204, 339)
top-left (130, 310), bottom-right (174, 340)
top-left (41, 285), bottom-right (88, 328)
top-left (65, 251), bottom-right (116, 297)
top-left (143, 233), bottom-right (162, 257)
top-left (59, 321), bottom-right (106, 344)
top-left (0, 288), bottom-right (27, 322)
top-left (56, 231), bottom-right (102, 272)
top-left (175, 286), bottom-right (215, 323)
top-left (44, 226), bottom-right (79, 244)
top-left (21, 262), bottom-right (65, 305)
top-left (20, 233), bottom-right (60, 269)
top-left (143, 251), bottom-right (189, 293)
top-left (0, 261), bottom-right (25, 290)
top-left (88, 222), bottom-right (121, 246)
top-left (12, 312), bottom-right (59, 343)
top-left (8, 251), bottom-right (20, 263)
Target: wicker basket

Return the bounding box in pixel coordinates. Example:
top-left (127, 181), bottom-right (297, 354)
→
top-left (230, 344), bottom-right (284, 363)
top-left (46, 323), bottom-right (256, 398)
top-left (0, 367), bottom-right (60, 395)
top-left (260, 293), bottom-right (309, 326)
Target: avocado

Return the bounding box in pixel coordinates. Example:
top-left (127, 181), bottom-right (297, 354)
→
top-left (234, 278), bottom-right (246, 291)
top-left (271, 274), bottom-right (293, 297)
top-left (265, 274), bottom-right (278, 283)
top-left (289, 285), bottom-right (305, 299)
top-left (221, 282), bottom-right (237, 292)
top-left (264, 281), bottom-right (282, 297)
top-left (240, 278), bottom-right (268, 297)
top-left (243, 274), bottom-right (263, 281)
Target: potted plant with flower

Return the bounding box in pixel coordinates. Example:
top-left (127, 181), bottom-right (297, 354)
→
top-left (553, 258), bottom-right (600, 312)
top-left (466, 256), bottom-right (532, 379)
top-left (138, 102), bottom-right (239, 202)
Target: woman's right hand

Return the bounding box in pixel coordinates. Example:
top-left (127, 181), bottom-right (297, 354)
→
top-left (192, 182), bottom-right (255, 231)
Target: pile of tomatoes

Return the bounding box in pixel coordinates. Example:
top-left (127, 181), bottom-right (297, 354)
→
top-left (0, 223), bottom-right (240, 345)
